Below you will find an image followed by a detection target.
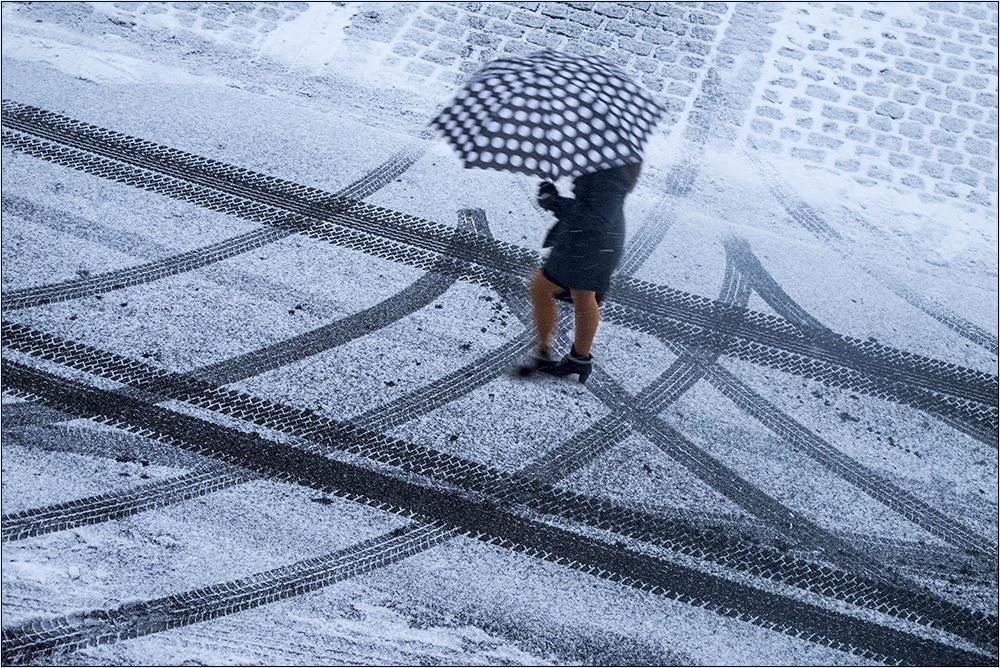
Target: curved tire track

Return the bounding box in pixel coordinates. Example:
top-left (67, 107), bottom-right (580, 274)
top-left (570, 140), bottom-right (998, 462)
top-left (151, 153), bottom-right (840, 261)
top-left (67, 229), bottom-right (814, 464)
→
top-left (0, 226), bottom-right (296, 312)
top-left (739, 134), bottom-right (999, 356)
top-left (189, 208), bottom-right (481, 386)
top-left (1, 521), bottom-right (457, 664)
top-left (1, 131), bottom-right (426, 312)
top-left (5, 324), bottom-right (995, 651)
top-left (2, 101), bottom-right (995, 420)
top-left (2, 360), bottom-right (991, 667)
top-left (0, 466), bottom-right (252, 542)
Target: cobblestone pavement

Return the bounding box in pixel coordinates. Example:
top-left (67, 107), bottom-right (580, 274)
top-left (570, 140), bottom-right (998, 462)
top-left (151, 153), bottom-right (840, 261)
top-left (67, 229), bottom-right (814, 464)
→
top-left (2, 2), bottom-right (998, 666)
top-left (86, 1), bottom-right (998, 207)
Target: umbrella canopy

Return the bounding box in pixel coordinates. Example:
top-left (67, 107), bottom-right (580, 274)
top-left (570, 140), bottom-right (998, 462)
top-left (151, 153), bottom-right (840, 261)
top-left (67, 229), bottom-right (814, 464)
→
top-left (432, 50), bottom-right (666, 181)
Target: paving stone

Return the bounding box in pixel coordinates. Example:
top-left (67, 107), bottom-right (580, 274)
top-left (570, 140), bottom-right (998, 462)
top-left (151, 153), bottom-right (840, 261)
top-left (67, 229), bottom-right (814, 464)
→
top-left (392, 42), bottom-right (419, 58)
top-left (510, 9), bottom-right (546, 28)
top-left (882, 41), bottom-right (906, 57)
top-left (791, 147), bottom-right (825, 162)
top-left (679, 39), bottom-right (712, 56)
top-left (806, 84), bottom-right (841, 103)
top-left (862, 81), bottom-right (890, 97)
top-left (403, 60), bottom-right (436, 76)
top-left (909, 141), bottom-right (933, 157)
top-left (461, 13), bottom-right (489, 30)
top-left (791, 96), bottom-right (812, 112)
top-left (975, 91), bottom-right (998, 107)
top-left (605, 19), bottom-right (637, 37)
top-left (688, 8), bottom-right (724, 26)
top-left (421, 49), bottom-right (459, 66)
top-left (593, 2), bottom-right (628, 19)
top-left (466, 31), bottom-right (501, 48)
top-left (619, 36), bottom-right (653, 56)
top-left (951, 166), bottom-right (979, 186)
top-left (845, 126), bottom-right (871, 142)
top-left (487, 20), bottom-right (524, 38)
top-left (969, 155), bottom-right (996, 172)
top-left (427, 4), bottom-right (459, 21)
top-left (808, 133), bottom-right (843, 149)
top-left (524, 29), bottom-right (562, 48)
top-left (626, 8), bottom-right (660, 28)
top-left (867, 165), bottom-right (893, 180)
top-left (641, 27), bottom-right (675, 46)
top-left (876, 134), bottom-right (903, 151)
top-left (833, 75), bottom-right (857, 91)
top-left (899, 121), bottom-right (924, 139)
top-left (412, 15), bottom-right (439, 32)
top-left (888, 152), bottom-right (914, 168)
top-left (918, 77), bottom-right (942, 94)
top-left (848, 94), bottom-right (874, 111)
top-left (945, 85), bottom-right (973, 102)
top-left (437, 22), bottom-right (467, 39)
top-left (934, 181), bottom-right (962, 197)
top-left (482, 4), bottom-right (511, 19)
top-left (909, 107), bottom-right (935, 125)
top-left (650, 4), bottom-right (686, 20)
top-left (502, 39), bottom-right (537, 55)
top-left (867, 114), bottom-right (893, 132)
top-left (582, 29), bottom-right (613, 47)
top-left (402, 28), bottom-right (436, 47)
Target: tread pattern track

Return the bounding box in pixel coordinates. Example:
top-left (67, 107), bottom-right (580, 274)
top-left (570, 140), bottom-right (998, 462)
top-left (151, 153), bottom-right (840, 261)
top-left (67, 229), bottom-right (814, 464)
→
top-left (3, 323), bottom-right (996, 653)
top-left (1, 360), bottom-right (992, 667)
top-left (2, 101), bottom-right (995, 432)
top-left (1, 466), bottom-right (252, 542)
top-left (739, 134), bottom-right (999, 356)
top-left (1, 521), bottom-right (457, 664)
top-left (188, 207), bottom-right (481, 386)
top-left (3, 103), bottom-right (995, 664)
top-left (0, 226), bottom-right (295, 311)
top-left (1, 126), bottom-right (427, 312)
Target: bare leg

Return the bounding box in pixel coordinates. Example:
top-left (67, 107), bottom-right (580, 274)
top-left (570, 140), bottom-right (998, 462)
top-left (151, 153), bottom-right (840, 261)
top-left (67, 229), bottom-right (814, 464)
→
top-left (569, 289), bottom-right (599, 358)
top-left (528, 269), bottom-right (561, 353)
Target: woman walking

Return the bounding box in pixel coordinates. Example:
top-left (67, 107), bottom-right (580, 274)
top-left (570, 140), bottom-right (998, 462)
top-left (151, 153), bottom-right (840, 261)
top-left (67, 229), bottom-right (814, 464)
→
top-left (519, 162), bottom-right (641, 383)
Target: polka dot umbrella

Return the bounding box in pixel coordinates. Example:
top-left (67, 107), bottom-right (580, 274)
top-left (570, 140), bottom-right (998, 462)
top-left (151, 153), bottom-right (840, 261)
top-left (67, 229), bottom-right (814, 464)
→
top-left (432, 50), bottom-right (666, 181)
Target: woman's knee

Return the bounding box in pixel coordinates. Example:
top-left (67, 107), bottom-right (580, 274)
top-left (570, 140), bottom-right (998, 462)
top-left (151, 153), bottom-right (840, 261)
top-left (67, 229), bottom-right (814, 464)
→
top-left (569, 289), bottom-right (598, 310)
top-left (530, 269), bottom-right (561, 297)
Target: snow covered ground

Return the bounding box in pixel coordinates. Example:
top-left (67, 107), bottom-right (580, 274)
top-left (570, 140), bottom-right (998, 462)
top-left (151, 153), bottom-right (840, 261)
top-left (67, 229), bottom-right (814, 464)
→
top-left (2, 2), bottom-right (997, 666)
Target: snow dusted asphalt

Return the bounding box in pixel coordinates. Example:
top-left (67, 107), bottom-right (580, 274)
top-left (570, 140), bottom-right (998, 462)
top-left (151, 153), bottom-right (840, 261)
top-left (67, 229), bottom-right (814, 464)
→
top-left (1, 2), bottom-right (998, 666)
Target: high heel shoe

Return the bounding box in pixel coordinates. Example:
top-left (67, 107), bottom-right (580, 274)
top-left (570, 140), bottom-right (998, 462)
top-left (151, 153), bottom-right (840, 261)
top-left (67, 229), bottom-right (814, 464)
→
top-left (517, 349), bottom-right (556, 376)
top-left (540, 346), bottom-right (593, 384)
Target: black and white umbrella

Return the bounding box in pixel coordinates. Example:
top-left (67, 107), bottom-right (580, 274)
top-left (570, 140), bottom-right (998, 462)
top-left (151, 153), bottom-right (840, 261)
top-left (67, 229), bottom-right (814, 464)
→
top-left (432, 50), bottom-right (665, 181)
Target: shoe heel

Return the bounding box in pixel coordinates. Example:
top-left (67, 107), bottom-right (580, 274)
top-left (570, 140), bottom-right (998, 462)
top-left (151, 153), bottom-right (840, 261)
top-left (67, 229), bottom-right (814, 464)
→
top-left (578, 366), bottom-right (591, 384)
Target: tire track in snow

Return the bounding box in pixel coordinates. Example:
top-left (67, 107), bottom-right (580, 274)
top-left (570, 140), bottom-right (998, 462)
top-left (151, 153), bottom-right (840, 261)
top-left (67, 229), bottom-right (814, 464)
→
top-left (1, 519), bottom-right (458, 664)
top-left (739, 133), bottom-right (999, 356)
top-left (4, 324), bottom-right (995, 651)
top-left (188, 206), bottom-right (479, 386)
top-left (1, 132), bottom-right (427, 312)
top-left (0, 465), bottom-right (251, 543)
top-left (1, 360), bottom-right (991, 667)
top-left (3, 105), bottom-right (996, 656)
top-left (2, 101), bottom-right (994, 419)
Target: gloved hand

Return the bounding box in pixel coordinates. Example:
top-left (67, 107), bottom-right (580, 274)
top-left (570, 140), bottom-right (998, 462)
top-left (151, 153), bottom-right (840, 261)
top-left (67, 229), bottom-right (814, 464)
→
top-left (537, 181), bottom-right (558, 211)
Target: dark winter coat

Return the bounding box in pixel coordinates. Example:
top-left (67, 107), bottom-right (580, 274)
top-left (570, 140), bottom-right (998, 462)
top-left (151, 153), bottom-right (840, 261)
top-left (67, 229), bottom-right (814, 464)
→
top-left (538, 165), bottom-right (631, 294)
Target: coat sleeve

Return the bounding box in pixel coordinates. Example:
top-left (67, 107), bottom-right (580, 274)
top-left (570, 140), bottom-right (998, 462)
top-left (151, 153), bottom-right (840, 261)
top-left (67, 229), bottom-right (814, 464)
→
top-left (538, 182), bottom-right (574, 219)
